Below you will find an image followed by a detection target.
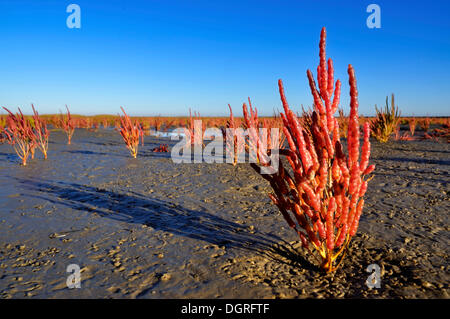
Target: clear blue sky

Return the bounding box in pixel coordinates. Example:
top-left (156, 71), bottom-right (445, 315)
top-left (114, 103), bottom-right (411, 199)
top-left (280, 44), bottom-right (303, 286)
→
top-left (1, 0), bottom-right (449, 116)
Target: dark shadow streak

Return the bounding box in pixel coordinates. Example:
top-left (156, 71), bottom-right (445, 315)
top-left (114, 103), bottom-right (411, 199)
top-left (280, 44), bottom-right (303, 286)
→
top-left (387, 147), bottom-right (450, 154)
top-left (14, 178), bottom-right (314, 265)
top-left (0, 152), bottom-right (19, 164)
top-left (63, 150), bottom-right (112, 156)
top-left (373, 171), bottom-right (448, 185)
top-left (378, 157), bottom-right (450, 166)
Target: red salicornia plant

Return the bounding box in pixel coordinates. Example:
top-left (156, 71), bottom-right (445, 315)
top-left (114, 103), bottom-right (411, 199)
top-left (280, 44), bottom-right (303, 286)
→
top-left (152, 144), bottom-right (169, 152)
top-left (31, 104), bottom-right (49, 159)
top-left (2, 107), bottom-right (36, 165)
top-left (184, 108), bottom-right (204, 146)
top-left (409, 118), bottom-right (416, 136)
top-left (0, 125), bottom-right (5, 144)
top-left (394, 125), bottom-right (414, 141)
top-left (60, 105), bottom-right (75, 144)
top-left (419, 117), bottom-right (431, 132)
top-left (118, 107), bottom-right (142, 158)
top-left (243, 28), bottom-right (375, 272)
top-left (223, 104), bottom-right (245, 165)
top-left (370, 94), bottom-right (401, 143)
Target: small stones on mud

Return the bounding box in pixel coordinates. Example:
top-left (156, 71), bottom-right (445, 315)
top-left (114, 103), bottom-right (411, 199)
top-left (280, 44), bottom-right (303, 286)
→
top-left (220, 233), bottom-right (448, 298)
top-left (0, 133), bottom-right (448, 298)
top-left (421, 281), bottom-right (434, 289)
top-left (160, 273), bottom-right (171, 281)
top-left (107, 286), bottom-right (120, 294)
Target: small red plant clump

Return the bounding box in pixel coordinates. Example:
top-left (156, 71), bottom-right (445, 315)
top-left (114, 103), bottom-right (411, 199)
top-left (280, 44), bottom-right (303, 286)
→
top-left (153, 116), bottom-right (163, 132)
top-left (419, 118), bottom-right (431, 132)
top-left (394, 125), bottom-right (415, 141)
top-left (223, 104), bottom-right (245, 165)
top-left (184, 108), bottom-right (205, 146)
top-left (152, 144), bottom-right (169, 152)
top-left (60, 105), bottom-right (75, 144)
top-left (225, 99), bottom-right (286, 166)
top-left (0, 119), bottom-right (7, 144)
top-left (118, 107), bottom-right (142, 158)
top-left (241, 28), bottom-right (375, 272)
top-left (409, 118), bottom-right (416, 136)
top-left (2, 107), bottom-right (36, 166)
top-left (31, 104), bottom-right (50, 159)
top-left (424, 127), bottom-right (450, 142)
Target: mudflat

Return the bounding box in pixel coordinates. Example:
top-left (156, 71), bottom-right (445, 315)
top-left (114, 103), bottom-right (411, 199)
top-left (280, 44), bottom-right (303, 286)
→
top-left (0, 128), bottom-right (448, 298)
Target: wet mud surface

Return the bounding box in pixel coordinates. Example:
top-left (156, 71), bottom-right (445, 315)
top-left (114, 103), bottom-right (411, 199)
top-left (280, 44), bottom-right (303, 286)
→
top-left (0, 128), bottom-right (448, 298)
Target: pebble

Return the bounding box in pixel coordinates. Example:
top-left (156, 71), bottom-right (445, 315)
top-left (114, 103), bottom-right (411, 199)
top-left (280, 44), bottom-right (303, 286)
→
top-left (161, 273), bottom-right (171, 281)
top-left (422, 281), bottom-right (433, 288)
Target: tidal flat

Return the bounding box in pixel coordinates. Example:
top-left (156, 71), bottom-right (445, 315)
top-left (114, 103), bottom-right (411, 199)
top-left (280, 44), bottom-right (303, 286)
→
top-left (0, 128), bottom-right (448, 298)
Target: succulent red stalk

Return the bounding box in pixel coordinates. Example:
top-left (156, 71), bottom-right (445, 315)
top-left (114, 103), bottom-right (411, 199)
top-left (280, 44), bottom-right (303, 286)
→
top-left (409, 118), bottom-right (416, 136)
top-left (237, 27), bottom-right (375, 272)
top-left (394, 125), bottom-right (415, 141)
top-left (118, 107), bottom-right (142, 158)
top-left (184, 108), bottom-right (204, 146)
top-left (2, 107), bottom-right (36, 165)
top-left (31, 104), bottom-right (49, 159)
top-left (60, 105), bottom-right (75, 145)
top-left (419, 118), bottom-right (430, 132)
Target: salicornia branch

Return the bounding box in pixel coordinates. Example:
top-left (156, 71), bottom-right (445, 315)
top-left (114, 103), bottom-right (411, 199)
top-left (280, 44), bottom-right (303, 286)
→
top-left (233, 27), bottom-right (375, 272)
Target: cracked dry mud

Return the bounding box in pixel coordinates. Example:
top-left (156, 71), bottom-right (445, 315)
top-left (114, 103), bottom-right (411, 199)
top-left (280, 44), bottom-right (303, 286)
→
top-left (0, 128), bottom-right (448, 298)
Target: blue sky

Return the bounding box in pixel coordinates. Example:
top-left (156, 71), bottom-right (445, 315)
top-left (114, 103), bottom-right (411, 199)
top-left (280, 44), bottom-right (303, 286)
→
top-left (1, 0), bottom-right (449, 116)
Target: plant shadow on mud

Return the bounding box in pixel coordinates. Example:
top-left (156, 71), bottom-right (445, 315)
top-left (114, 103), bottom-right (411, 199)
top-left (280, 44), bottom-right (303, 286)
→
top-left (10, 178), bottom-right (445, 297)
top-left (63, 150), bottom-right (114, 157)
top-left (0, 152), bottom-right (19, 164)
top-left (14, 178), bottom-right (307, 260)
top-left (377, 157), bottom-right (450, 166)
top-left (373, 170), bottom-right (449, 185)
top-left (14, 178), bottom-right (329, 272)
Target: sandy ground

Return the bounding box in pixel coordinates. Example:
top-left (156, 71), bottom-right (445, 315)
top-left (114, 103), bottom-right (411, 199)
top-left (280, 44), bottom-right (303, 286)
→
top-left (0, 127), bottom-right (448, 299)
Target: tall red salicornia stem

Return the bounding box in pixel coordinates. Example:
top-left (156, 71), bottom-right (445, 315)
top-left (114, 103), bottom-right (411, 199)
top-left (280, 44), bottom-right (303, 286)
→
top-left (118, 107), bottom-right (141, 158)
top-left (31, 104), bottom-right (49, 159)
top-left (184, 108), bottom-right (204, 146)
top-left (244, 27), bottom-right (375, 272)
top-left (2, 107), bottom-right (36, 166)
top-left (139, 122), bottom-right (145, 146)
top-left (0, 125), bottom-right (5, 144)
top-left (60, 105), bottom-right (75, 145)
top-left (409, 118), bottom-right (416, 136)
top-left (224, 104), bottom-right (244, 165)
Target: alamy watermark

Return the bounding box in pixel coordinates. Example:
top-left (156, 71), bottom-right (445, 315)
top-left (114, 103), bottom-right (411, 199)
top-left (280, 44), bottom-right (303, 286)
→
top-left (365, 263), bottom-right (381, 289)
top-left (66, 4), bottom-right (81, 29)
top-left (66, 264), bottom-right (81, 288)
top-left (366, 4), bottom-right (381, 29)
